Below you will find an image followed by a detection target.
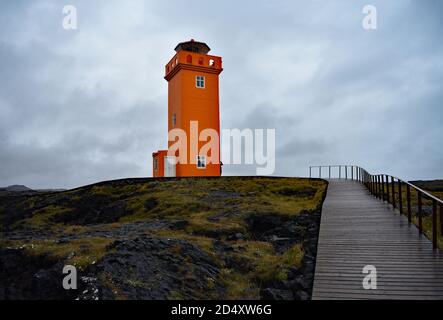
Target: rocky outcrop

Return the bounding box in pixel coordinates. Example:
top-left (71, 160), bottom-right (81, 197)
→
top-left (0, 177), bottom-right (328, 300)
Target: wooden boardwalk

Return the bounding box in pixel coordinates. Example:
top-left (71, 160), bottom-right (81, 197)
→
top-left (312, 179), bottom-right (443, 300)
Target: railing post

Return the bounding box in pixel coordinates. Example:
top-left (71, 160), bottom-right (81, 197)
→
top-left (440, 204), bottom-right (443, 236)
top-left (329, 166), bottom-right (331, 179)
top-left (381, 175), bottom-right (385, 201)
top-left (407, 184), bottom-right (411, 223)
top-left (386, 175), bottom-right (390, 203)
top-left (380, 175), bottom-right (383, 199)
top-left (374, 175), bottom-right (377, 197)
top-left (351, 166), bottom-right (354, 180)
top-left (377, 175), bottom-right (381, 199)
top-left (345, 166), bottom-right (347, 180)
top-left (372, 175), bottom-right (375, 195)
top-left (339, 166), bottom-right (341, 179)
top-left (398, 180), bottom-right (403, 215)
top-left (418, 192), bottom-right (423, 234)
top-left (379, 175), bottom-right (382, 200)
top-left (309, 166), bottom-right (312, 178)
top-left (319, 166), bottom-right (321, 179)
top-left (391, 176), bottom-right (396, 209)
top-left (432, 200), bottom-right (437, 249)
top-left (375, 175), bottom-right (378, 198)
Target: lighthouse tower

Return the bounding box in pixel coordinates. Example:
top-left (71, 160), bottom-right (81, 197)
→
top-left (152, 40), bottom-right (223, 177)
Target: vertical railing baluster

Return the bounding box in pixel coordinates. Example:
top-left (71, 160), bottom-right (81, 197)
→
top-left (386, 175), bottom-right (390, 203)
top-left (398, 180), bottom-right (403, 215)
top-left (380, 175), bottom-right (383, 199)
top-left (374, 175), bottom-right (377, 197)
top-left (391, 176), bottom-right (396, 209)
top-left (368, 173), bottom-right (371, 191)
top-left (345, 166), bottom-right (347, 180)
top-left (372, 176), bottom-right (375, 196)
top-left (407, 184), bottom-right (412, 223)
top-left (382, 175), bottom-right (385, 201)
top-left (319, 166), bottom-right (321, 179)
top-left (351, 166), bottom-right (354, 180)
top-left (339, 166), bottom-right (341, 179)
top-left (329, 166), bottom-right (331, 179)
top-left (418, 192), bottom-right (423, 234)
top-left (375, 175), bottom-right (378, 198)
top-left (378, 175), bottom-right (381, 198)
top-left (381, 175), bottom-right (385, 201)
top-left (378, 175), bottom-right (383, 200)
top-left (309, 166), bottom-right (312, 178)
top-left (432, 200), bottom-right (437, 249)
top-left (440, 204), bottom-right (443, 236)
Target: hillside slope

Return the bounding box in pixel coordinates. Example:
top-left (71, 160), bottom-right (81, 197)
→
top-left (0, 177), bottom-right (327, 300)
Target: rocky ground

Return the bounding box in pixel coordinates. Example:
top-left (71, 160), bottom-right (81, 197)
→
top-left (0, 177), bottom-right (327, 300)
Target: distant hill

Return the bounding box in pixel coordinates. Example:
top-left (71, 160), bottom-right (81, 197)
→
top-left (0, 185), bottom-right (65, 196)
top-left (411, 180), bottom-right (443, 193)
top-left (3, 185), bottom-right (33, 192)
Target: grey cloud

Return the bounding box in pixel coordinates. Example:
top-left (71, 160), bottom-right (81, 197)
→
top-left (0, 0), bottom-right (442, 188)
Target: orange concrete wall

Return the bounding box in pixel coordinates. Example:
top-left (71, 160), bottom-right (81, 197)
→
top-left (165, 51), bottom-right (222, 177)
top-left (152, 150), bottom-right (167, 177)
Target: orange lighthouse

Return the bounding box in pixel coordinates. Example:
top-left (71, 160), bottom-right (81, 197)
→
top-left (152, 40), bottom-right (223, 177)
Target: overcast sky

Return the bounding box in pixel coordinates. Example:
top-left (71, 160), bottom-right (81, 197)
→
top-left (0, 0), bottom-right (442, 189)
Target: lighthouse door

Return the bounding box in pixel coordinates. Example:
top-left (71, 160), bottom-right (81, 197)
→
top-left (164, 156), bottom-right (176, 177)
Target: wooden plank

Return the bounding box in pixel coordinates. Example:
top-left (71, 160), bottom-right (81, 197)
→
top-left (312, 179), bottom-right (443, 300)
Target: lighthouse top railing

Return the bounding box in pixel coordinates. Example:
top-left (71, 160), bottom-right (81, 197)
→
top-left (165, 50), bottom-right (222, 77)
top-left (309, 165), bottom-right (443, 250)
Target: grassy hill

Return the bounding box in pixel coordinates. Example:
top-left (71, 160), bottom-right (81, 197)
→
top-left (0, 176), bottom-right (327, 300)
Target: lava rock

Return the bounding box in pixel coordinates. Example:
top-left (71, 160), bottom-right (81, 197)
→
top-left (260, 288), bottom-right (294, 300)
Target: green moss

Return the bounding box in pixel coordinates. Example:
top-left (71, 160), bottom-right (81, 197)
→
top-left (219, 268), bottom-right (260, 299)
top-left (17, 205), bottom-right (73, 229)
top-left (8, 237), bottom-right (114, 270)
top-left (168, 290), bottom-right (185, 300)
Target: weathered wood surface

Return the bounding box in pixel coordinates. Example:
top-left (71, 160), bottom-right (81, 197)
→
top-left (312, 179), bottom-right (443, 300)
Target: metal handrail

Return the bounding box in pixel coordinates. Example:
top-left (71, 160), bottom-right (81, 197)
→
top-left (309, 165), bottom-right (443, 250)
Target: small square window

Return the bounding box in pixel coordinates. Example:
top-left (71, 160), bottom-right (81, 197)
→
top-left (196, 76), bottom-right (205, 88)
top-left (196, 155), bottom-right (206, 168)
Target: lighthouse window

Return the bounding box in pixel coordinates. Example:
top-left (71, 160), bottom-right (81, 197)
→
top-left (196, 76), bottom-right (205, 88)
top-left (196, 155), bottom-right (206, 168)
top-left (153, 158), bottom-right (158, 171)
